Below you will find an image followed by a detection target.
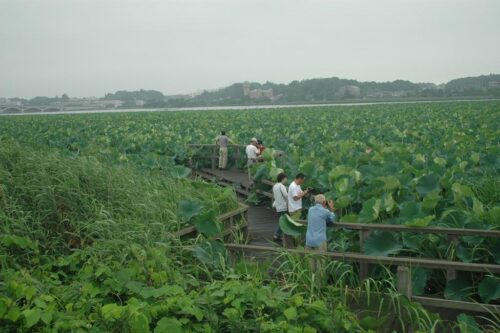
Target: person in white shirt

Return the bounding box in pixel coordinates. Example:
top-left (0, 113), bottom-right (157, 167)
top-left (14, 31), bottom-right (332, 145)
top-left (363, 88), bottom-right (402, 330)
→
top-left (245, 138), bottom-right (260, 165)
top-left (287, 173), bottom-right (310, 221)
top-left (272, 172), bottom-right (288, 241)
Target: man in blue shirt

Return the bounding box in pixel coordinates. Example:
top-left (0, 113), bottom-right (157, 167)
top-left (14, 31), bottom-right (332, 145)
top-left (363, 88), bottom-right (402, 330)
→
top-left (306, 194), bottom-right (336, 251)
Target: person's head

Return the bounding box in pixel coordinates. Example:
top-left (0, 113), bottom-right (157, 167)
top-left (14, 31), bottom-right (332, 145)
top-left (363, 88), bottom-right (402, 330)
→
top-left (221, 131), bottom-right (226, 135)
top-left (314, 194), bottom-right (327, 207)
top-left (295, 173), bottom-right (305, 185)
top-left (277, 172), bottom-right (288, 184)
top-left (257, 139), bottom-right (263, 146)
top-left (250, 138), bottom-right (258, 146)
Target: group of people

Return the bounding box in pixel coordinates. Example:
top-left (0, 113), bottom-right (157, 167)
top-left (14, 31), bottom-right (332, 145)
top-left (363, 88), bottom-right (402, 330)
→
top-left (272, 173), bottom-right (336, 252)
top-left (215, 132), bottom-right (265, 169)
top-left (215, 131), bottom-right (336, 253)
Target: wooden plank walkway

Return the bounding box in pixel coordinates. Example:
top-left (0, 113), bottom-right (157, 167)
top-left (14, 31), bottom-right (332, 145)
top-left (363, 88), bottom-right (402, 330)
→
top-left (197, 168), bottom-right (279, 245)
top-left (201, 168), bottom-right (253, 189)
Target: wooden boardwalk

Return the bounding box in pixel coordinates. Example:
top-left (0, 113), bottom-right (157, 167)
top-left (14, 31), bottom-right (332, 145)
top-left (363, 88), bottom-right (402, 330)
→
top-left (196, 168), bottom-right (279, 245)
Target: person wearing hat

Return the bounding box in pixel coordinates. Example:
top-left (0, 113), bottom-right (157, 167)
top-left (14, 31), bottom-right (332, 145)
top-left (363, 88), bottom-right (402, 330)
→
top-left (245, 137), bottom-right (260, 165)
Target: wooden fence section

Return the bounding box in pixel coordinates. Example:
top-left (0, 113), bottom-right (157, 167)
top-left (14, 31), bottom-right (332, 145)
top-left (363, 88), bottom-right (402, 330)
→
top-left (171, 203), bottom-right (249, 238)
top-left (225, 243), bottom-right (500, 314)
top-left (187, 144), bottom-right (246, 170)
top-left (288, 219), bottom-right (500, 280)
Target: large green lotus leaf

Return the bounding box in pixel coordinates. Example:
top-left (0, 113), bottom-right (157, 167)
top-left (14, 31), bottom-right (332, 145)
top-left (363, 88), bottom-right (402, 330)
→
top-left (381, 193), bottom-right (396, 213)
top-left (335, 195), bottom-right (352, 209)
top-left (299, 160), bottom-right (317, 178)
top-left (169, 165), bottom-right (191, 179)
top-left (422, 190), bottom-right (441, 212)
top-left (279, 214), bottom-right (306, 237)
top-left (444, 277), bottom-right (472, 301)
top-left (155, 317), bottom-right (182, 333)
top-left (378, 176), bottom-right (400, 192)
top-left (438, 209), bottom-right (468, 228)
top-left (340, 214), bottom-right (358, 223)
top-left (456, 243), bottom-right (474, 263)
top-left (334, 177), bottom-right (349, 194)
top-left (488, 240), bottom-right (500, 264)
top-left (178, 200), bottom-right (203, 222)
top-left (478, 276), bottom-right (500, 303)
top-left (363, 231), bottom-right (402, 256)
top-left (416, 173), bottom-right (440, 197)
top-left (269, 167), bottom-right (284, 182)
top-left (404, 215), bottom-right (434, 227)
top-left (261, 148), bottom-right (275, 162)
top-left (192, 210), bottom-right (221, 237)
top-left (193, 240), bottom-right (226, 268)
top-left (357, 198), bottom-right (381, 223)
top-left (402, 232), bottom-right (426, 250)
top-left (456, 314), bottom-right (482, 333)
top-left (412, 268), bottom-right (430, 296)
top-left (361, 179), bottom-right (385, 199)
top-left (328, 165), bottom-right (352, 182)
top-left (253, 164), bottom-right (269, 181)
top-left (398, 201), bottom-right (425, 221)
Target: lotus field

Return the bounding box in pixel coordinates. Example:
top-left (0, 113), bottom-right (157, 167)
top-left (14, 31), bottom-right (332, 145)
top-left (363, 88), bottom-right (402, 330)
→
top-left (0, 100), bottom-right (499, 332)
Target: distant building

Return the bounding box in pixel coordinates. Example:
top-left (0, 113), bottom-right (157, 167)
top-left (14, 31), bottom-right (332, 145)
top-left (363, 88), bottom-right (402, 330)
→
top-left (337, 85), bottom-right (361, 98)
top-left (243, 82), bottom-right (275, 100)
top-left (135, 99), bottom-right (145, 107)
top-left (488, 81), bottom-right (500, 88)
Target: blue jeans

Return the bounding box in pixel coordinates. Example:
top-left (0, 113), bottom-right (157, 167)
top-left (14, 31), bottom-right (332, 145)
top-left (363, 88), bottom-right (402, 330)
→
top-left (274, 211), bottom-right (286, 239)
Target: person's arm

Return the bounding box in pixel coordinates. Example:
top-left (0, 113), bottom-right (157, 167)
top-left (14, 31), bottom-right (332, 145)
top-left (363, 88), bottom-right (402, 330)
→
top-left (326, 200), bottom-right (336, 225)
top-left (215, 136), bottom-right (219, 145)
top-left (280, 185), bottom-right (288, 200)
top-left (292, 186), bottom-right (308, 201)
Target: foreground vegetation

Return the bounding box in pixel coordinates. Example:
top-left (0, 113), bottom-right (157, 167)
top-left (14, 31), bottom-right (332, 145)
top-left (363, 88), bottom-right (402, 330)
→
top-left (0, 100), bottom-right (499, 331)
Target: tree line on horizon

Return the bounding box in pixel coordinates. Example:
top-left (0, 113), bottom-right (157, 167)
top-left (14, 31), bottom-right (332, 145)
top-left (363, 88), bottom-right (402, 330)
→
top-left (5, 74), bottom-right (500, 108)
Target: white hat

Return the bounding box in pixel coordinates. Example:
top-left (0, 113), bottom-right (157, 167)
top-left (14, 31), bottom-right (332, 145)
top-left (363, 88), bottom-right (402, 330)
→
top-left (251, 137), bottom-right (258, 142)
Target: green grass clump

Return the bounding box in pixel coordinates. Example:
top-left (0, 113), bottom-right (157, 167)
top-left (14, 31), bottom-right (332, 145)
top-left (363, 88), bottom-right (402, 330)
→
top-left (0, 141), bottom-right (237, 256)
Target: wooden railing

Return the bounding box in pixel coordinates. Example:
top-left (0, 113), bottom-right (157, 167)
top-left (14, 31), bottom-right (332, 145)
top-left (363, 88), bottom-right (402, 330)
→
top-left (187, 144), bottom-right (246, 170)
top-left (288, 219), bottom-right (500, 281)
top-left (225, 243), bottom-right (500, 314)
top-left (171, 202), bottom-right (249, 239)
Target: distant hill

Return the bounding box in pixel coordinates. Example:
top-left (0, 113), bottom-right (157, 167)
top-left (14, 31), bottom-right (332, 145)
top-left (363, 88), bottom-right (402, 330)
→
top-left (3, 74), bottom-right (499, 110)
top-left (164, 74), bottom-right (500, 107)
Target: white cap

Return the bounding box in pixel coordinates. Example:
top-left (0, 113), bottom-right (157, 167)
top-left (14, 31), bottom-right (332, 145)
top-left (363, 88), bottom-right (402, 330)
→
top-left (251, 137), bottom-right (258, 142)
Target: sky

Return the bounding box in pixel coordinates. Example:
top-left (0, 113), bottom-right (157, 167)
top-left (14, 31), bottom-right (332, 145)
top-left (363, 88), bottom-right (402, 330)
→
top-left (1, 0), bottom-right (500, 98)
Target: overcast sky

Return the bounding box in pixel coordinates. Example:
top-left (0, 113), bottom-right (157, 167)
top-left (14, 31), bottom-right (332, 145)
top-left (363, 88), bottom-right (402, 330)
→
top-left (1, 0), bottom-right (500, 98)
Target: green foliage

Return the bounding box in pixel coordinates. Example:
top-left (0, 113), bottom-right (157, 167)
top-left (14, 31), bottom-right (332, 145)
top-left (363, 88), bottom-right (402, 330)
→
top-left (363, 231), bottom-right (402, 257)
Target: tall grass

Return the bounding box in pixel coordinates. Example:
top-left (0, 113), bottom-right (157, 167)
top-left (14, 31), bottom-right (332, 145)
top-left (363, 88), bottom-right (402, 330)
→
top-left (0, 141), bottom-right (237, 257)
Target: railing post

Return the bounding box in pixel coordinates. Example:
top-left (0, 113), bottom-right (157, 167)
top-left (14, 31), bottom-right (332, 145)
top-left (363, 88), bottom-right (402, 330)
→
top-left (447, 234), bottom-right (459, 281)
top-left (397, 266), bottom-right (412, 298)
top-left (359, 229), bottom-right (371, 280)
top-left (211, 145), bottom-right (216, 170)
top-left (187, 145), bottom-right (192, 168)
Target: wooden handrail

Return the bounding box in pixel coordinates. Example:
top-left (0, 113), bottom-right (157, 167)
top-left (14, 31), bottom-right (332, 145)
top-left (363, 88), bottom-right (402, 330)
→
top-left (172, 203), bottom-right (248, 237)
top-left (292, 220), bottom-right (500, 238)
top-left (225, 243), bottom-right (500, 273)
top-left (225, 243), bottom-right (500, 314)
top-left (187, 143), bottom-right (246, 148)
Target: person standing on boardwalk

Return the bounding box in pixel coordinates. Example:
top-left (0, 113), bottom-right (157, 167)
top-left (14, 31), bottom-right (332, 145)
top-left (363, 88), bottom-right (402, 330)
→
top-left (306, 194), bottom-right (336, 252)
top-left (306, 194), bottom-right (336, 273)
top-left (272, 172), bottom-right (288, 241)
top-left (245, 137), bottom-right (260, 165)
top-left (287, 173), bottom-right (310, 221)
top-left (215, 131), bottom-right (232, 169)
